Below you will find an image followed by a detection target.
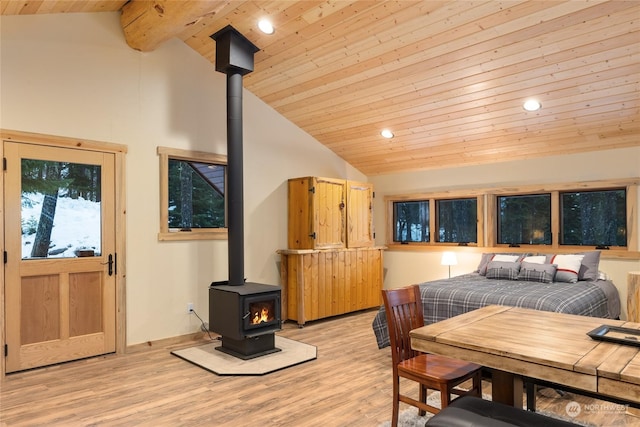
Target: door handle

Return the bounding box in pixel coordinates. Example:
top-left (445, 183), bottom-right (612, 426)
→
top-left (103, 254), bottom-right (116, 276)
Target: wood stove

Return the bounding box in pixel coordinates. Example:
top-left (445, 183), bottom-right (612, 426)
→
top-left (209, 281), bottom-right (281, 359)
top-left (207, 26), bottom-right (282, 360)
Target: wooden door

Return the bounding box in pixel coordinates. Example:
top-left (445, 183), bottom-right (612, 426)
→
top-left (4, 142), bottom-right (116, 372)
top-left (346, 181), bottom-right (374, 247)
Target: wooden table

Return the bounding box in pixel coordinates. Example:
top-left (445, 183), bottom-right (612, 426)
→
top-left (410, 305), bottom-right (640, 408)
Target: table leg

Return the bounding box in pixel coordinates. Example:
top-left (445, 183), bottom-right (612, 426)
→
top-left (491, 369), bottom-right (523, 409)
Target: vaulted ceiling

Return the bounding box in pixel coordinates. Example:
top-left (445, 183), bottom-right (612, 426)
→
top-left (2, 1), bottom-right (639, 175)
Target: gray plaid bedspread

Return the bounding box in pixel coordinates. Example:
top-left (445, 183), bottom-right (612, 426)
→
top-left (372, 273), bottom-right (616, 349)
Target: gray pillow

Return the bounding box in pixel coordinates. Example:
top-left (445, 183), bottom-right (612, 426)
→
top-left (577, 251), bottom-right (601, 281)
top-left (476, 253), bottom-right (495, 275)
top-left (518, 261), bottom-right (557, 283)
top-left (486, 261), bottom-right (521, 280)
top-left (477, 253), bottom-right (528, 276)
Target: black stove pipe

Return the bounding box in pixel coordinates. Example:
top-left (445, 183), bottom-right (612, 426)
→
top-left (210, 26), bottom-right (259, 286)
top-left (226, 72), bottom-right (244, 286)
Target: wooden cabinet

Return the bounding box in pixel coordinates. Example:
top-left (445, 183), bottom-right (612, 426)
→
top-left (279, 247), bottom-right (384, 326)
top-left (287, 177), bottom-right (373, 249)
top-left (282, 176), bottom-right (381, 326)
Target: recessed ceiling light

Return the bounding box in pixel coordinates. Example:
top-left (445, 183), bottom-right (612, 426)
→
top-left (258, 19), bottom-right (274, 34)
top-left (381, 129), bottom-right (394, 139)
top-left (523, 99), bottom-right (542, 111)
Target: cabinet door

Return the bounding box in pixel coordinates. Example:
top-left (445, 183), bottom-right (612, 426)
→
top-left (312, 177), bottom-right (346, 249)
top-left (346, 181), bottom-right (374, 247)
top-left (287, 177), bottom-right (346, 249)
top-left (288, 177), bottom-right (314, 249)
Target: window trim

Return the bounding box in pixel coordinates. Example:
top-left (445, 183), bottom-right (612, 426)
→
top-left (385, 178), bottom-right (638, 257)
top-left (157, 146), bottom-right (228, 241)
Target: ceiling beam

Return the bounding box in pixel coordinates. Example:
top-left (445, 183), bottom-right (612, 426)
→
top-left (120, 0), bottom-right (229, 52)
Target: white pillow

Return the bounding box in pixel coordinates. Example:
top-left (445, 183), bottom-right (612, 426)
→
top-left (551, 254), bottom-right (585, 283)
top-left (522, 255), bottom-right (546, 264)
top-left (492, 254), bottom-right (520, 262)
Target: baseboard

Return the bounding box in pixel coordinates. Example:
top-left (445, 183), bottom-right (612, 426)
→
top-left (126, 331), bottom-right (213, 354)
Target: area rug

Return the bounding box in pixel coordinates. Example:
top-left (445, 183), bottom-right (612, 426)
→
top-left (171, 336), bottom-right (316, 376)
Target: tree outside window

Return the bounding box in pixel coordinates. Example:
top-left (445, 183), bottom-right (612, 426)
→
top-left (436, 198), bottom-right (477, 244)
top-left (497, 194), bottom-right (551, 245)
top-left (168, 160), bottom-right (225, 229)
top-left (561, 189), bottom-right (626, 247)
top-left (393, 200), bottom-right (429, 242)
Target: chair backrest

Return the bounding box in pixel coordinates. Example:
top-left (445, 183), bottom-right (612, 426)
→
top-left (382, 285), bottom-right (425, 366)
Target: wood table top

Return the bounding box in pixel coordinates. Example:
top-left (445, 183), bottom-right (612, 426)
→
top-left (410, 305), bottom-right (640, 403)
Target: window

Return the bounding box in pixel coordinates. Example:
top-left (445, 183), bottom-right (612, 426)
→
top-left (388, 193), bottom-right (482, 245)
top-left (386, 178), bottom-right (637, 254)
top-left (21, 159), bottom-right (102, 258)
top-left (158, 147), bottom-right (227, 241)
top-left (560, 189), bottom-right (626, 247)
top-left (497, 194), bottom-right (551, 245)
top-left (487, 180), bottom-right (635, 250)
top-left (393, 200), bottom-right (429, 242)
top-left (436, 198), bottom-right (477, 244)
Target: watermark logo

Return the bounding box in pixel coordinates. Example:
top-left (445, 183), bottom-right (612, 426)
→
top-left (565, 401), bottom-right (581, 418)
top-left (565, 401), bottom-right (628, 418)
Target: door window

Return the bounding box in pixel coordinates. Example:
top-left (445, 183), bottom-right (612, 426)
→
top-left (21, 159), bottom-right (102, 259)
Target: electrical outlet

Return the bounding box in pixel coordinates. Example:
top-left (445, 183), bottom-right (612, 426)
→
top-left (187, 303), bottom-right (194, 313)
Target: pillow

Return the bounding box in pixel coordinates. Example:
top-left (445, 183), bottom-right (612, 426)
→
top-left (544, 251), bottom-right (601, 281)
top-left (551, 254), bottom-right (584, 283)
top-left (486, 261), bottom-right (521, 280)
top-left (476, 253), bottom-right (495, 275)
top-left (577, 251), bottom-right (601, 281)
top-left (522, 255), bottom-right (546, 264)
top-left (477, 254), bottom-right (523, 276)
top-left (518, 261), bottom-right (557, 283)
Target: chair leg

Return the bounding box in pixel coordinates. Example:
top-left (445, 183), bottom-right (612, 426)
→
top-left (391, 376), bottom-right (400, 427)
top-left (418, 384), bottom-right (427, 416)
top-left (440, 384), bottom-right (452, 409)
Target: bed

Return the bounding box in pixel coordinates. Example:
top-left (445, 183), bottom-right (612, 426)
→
top-left (372, 251), bottom-right (621, 349)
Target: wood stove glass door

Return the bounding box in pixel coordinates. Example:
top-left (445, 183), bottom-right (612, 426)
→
top-left (3, 142), bottom-right (116, 373)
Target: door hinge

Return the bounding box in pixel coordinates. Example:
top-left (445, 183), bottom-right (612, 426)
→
top-left (3, 251), bottom-right (6, 264)
top-left (309, 186), bottom-right (315, 194)
top-left (309, 232), bottom-right (316, 239)
top-left (4, 344), bottom-right (7, 357)
top-left (373, 191), bottom-right (375, 198)
top-left (3, 157), bottom-right (6, 171)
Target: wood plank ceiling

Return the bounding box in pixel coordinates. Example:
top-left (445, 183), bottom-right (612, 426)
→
top-left (2, 1), bottom-right (639, 176)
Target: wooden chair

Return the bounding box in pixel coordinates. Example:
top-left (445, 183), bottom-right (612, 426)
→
top-left (382, 285), bottom-right (483, 426)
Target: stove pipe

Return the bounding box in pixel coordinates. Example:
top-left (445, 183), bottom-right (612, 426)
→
top-left (210, 26), bottom-right (260, 286)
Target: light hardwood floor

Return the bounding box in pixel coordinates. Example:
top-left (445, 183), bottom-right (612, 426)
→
top-left (1, 309), bottom-right (637, 426)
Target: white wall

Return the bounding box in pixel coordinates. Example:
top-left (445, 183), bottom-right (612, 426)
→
top-left (0, 12), bottom-right (365, 345)
top-left (370, 148), bottom-right (640, 319)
